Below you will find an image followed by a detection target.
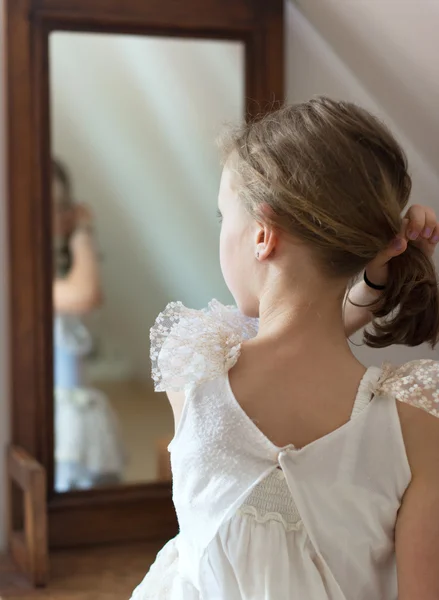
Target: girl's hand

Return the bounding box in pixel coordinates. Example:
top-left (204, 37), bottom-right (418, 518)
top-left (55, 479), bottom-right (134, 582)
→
top-left (365, 205), bottom-right (439, 287)
top-left (344, 205), bottom-right (439, 338)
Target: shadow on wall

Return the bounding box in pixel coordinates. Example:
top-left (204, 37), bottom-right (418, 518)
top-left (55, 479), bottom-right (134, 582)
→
top-left (290, 0), bottom-right (439, 174)
top-left (285, 0), bottom-right (439, 366)
top-left (50, 34), bottom-right (241, 381)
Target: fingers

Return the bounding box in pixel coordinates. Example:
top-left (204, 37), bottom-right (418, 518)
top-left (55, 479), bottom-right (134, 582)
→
top-left (430, 223), bottom-right (439, 245)
top-left (390, 236), bottom-right (408, 256)
top-left (366, 205), bottom-right (438, 281)
top-left (368, 236), bottom-right (407, 274)
top-left (405, 205), bottom-right (436, 241)
top-left (424, 224), bottom-right (439, 258)
top-left (422, 208), bottom-right (437, 240)
top-left (381, 236), bottom-right (407, 262)
top-left (368, 206), bottom-right (439, 277)
top-left (402, 205), bottom-right (439, 259)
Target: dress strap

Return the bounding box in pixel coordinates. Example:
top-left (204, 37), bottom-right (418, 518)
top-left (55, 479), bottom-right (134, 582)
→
top-left (350, 366), bottom-right (383, 419)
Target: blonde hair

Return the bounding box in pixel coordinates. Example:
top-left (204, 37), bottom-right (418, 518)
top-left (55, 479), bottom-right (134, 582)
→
top-left (221, 97), bottom-right (439, 348)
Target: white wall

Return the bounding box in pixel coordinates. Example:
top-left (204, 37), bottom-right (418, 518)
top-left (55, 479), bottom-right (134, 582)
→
top-left (50, 33), bottom-right (242, 380)
top-left (1, 0), bottom-right (439, 549)
top-left (0, 0), bottom-right (10, 551)
top-left (285, 0), bottom-right (439, 365)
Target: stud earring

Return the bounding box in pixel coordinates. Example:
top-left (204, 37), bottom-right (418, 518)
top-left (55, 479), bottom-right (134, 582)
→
top-left (256, 251), bottom-right (260, 259)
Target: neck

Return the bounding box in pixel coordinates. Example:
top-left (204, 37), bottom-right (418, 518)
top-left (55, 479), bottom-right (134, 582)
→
top-left (256, 277), bottom-right (350, 354)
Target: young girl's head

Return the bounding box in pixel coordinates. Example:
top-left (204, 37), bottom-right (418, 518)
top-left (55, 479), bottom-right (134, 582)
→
top-left (218, 97), bottom-right (439, 348)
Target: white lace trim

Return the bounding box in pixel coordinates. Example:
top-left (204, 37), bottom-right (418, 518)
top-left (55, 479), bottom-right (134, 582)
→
top-left (150, 301), bottom-right (439, 424)
top-left (150, 300), bottom-right (258, 392)
top-left (238, 469), bottom-right (303, 532)
top-left (376, 359), bottom-right (439, 418)
top-left (238, 504), bottom-right (303, 532)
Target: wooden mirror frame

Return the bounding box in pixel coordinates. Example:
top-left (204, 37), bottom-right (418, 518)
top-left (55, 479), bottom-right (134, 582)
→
top-left (5, 0), bottom-right (284, 549)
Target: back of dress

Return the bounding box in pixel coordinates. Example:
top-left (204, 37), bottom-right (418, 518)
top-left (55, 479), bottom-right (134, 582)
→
top-left (132, 301), bottom-right (439, 600)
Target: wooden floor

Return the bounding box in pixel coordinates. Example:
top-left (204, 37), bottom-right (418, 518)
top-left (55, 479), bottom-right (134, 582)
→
top-left (0, 541), bottom-right (163, 599)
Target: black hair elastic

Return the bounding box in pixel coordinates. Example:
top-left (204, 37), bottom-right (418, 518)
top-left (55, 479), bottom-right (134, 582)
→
top-left (364, 271), bottom-right (386, 291)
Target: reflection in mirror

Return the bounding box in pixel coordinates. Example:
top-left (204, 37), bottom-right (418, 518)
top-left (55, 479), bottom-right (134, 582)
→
top-left (49, 32), bottom-right (244, 492)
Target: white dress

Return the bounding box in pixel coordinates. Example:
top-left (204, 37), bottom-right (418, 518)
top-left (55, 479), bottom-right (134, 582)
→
top-left (54, 315), bottom-right (126, 491)
top-left (131, 300), bottom-right (439, 600)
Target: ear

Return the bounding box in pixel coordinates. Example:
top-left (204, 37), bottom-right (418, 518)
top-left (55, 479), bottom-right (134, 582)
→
top-left (255, 225), bottom-right (277, 261)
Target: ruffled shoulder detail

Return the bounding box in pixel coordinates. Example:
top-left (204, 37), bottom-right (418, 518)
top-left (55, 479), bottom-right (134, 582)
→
top-left (376, 359), bottom-right (439, 418)
top-left (150, 300), bottom-right (258, 392)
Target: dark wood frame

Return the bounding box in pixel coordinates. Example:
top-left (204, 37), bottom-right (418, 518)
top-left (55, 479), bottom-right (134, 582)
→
top-left (7, 446), bottom-right (48, 586)
top-left (5, 0), bottom-right (284, 549)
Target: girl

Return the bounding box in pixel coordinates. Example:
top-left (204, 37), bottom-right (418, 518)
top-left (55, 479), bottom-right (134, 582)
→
top-left (132, 98), bottom-right (439, 599)
top-left (52, 159), bottom-right (125, 491)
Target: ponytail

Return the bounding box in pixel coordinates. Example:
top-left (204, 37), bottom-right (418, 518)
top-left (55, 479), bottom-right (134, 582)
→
top-left (365, 244), bottom-right (439, 348)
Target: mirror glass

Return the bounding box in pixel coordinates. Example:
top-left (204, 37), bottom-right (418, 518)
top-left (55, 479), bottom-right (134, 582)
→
top-left (49, 32), bottom-right (244, 491)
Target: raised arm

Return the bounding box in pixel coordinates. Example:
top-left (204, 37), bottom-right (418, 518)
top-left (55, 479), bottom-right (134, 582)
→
top-left (344, 205), bottom-right (439, 337)
top-left (54, 206), bottom-right (102, 315)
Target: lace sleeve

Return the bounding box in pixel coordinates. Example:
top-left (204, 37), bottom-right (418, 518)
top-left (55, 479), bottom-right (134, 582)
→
top-left (150, 300), bottom-right (258, 393)
top-left (377, 359), bottom-right (439, 418)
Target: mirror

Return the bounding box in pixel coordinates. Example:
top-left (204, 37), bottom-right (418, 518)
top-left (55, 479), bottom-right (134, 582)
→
top-left (49, 32), bottom-right (244, 492)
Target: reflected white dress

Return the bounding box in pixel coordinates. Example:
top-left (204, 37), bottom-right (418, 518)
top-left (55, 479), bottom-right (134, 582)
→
top-left (54, 315), bottom-right (126, 491)
top-left (131, 300), bottom-right (439, 600)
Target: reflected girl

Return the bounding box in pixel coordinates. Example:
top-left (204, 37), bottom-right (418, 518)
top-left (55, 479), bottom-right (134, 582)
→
top-left (52, 159), bottom-right (125, 491)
